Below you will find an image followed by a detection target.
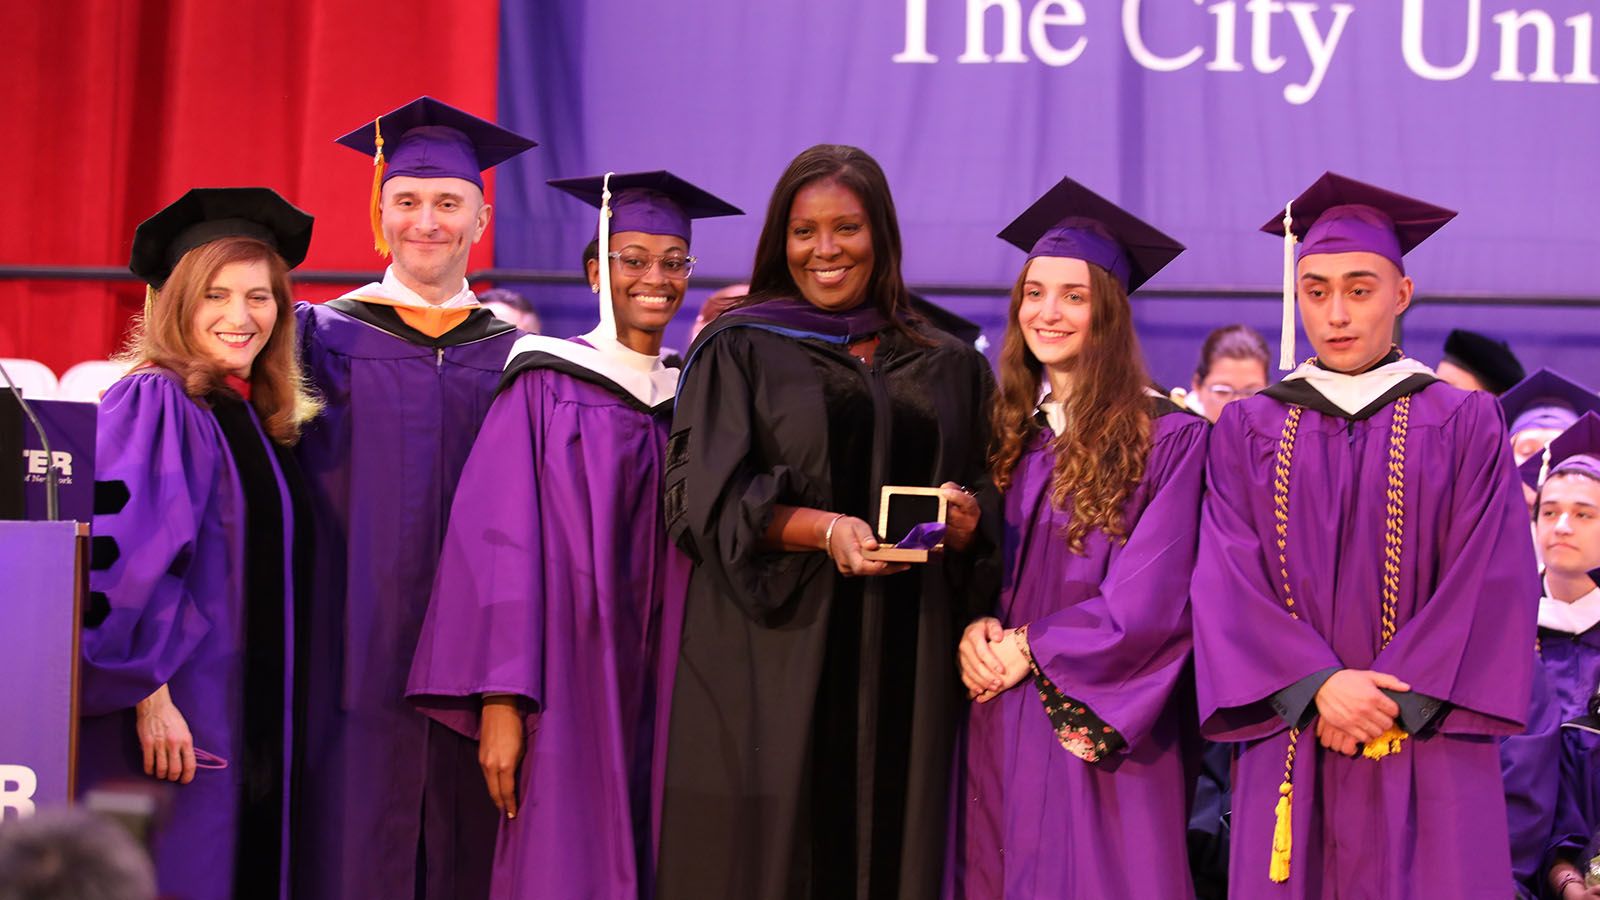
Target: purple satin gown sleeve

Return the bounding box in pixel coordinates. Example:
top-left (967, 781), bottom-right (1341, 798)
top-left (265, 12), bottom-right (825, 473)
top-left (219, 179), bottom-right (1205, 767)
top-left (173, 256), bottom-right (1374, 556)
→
top-left (81, 373), bottom-right (219, 716)
top-left (1369, 391), bottom-right (1538, 736)
top-left (1191, 404), bottom-right (1344, 742)
top-left (407, 373), bottom-right (549, 740)
top-left (1021, 415), bottom-right (1207, 753)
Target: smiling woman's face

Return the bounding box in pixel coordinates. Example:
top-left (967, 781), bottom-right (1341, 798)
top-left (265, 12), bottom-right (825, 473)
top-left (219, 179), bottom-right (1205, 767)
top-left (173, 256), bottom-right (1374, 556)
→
top-left (191, 259), bottom-right (277, 378)
top-left (785, 179), bottom-right (874, 311)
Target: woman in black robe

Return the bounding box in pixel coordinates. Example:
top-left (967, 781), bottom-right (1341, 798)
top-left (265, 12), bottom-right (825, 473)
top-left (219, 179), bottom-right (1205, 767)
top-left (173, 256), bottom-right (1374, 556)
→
top-left (657, 144), bottom-right (998, 900)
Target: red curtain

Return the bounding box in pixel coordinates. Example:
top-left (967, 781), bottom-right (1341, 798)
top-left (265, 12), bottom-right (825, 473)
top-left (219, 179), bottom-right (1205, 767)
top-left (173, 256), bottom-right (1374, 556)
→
top-left (0, 0), bottom-right (501, 376)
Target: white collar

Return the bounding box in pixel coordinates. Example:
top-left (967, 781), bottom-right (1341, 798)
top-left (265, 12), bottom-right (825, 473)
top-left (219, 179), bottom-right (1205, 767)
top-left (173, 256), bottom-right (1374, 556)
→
top-left (1032, 380), bottom-right (1165, 436)
top-left (338, 266), bottom-right (475, 309)
top-left (1036, 380), bottom-right (1066, 436)
top-left (1539, 581), bottom-right (1600, 634)
top-left (1281, 356), bottom-right (1435, 416)
top-left (504, 333), bottom-right (678, 409)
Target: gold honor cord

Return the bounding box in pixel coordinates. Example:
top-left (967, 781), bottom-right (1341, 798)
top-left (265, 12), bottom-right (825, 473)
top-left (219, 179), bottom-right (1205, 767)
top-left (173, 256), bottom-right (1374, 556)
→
top-left (1268, 404), bottom-right (1304, 884)
top-left (1361, 393), bottom-right (1413, 760)
top-left (1265, 394), bottom-right (1415, 882)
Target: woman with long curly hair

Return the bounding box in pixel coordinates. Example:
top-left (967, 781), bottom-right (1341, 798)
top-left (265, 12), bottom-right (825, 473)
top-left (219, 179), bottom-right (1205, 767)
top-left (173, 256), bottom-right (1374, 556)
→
top-left (77, 187), bottom-right (319, 900)
top-left (947, 177), bottom-right (1208, 898)
top-left (657, 144), bottom-right (997, 899)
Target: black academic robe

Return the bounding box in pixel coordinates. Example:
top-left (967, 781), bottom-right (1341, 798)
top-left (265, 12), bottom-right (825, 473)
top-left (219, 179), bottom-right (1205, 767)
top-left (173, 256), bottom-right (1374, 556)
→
top-left (656, 317), bottom-right (999, 900)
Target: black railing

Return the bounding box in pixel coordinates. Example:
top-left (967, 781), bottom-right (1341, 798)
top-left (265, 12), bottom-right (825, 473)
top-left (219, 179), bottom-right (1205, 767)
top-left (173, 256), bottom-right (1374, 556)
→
top-left (4, 265), bottom-right (1600, 307)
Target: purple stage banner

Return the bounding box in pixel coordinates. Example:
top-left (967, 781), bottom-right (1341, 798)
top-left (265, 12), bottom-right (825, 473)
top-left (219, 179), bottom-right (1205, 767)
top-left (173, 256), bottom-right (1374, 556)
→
top-left (495, 0), bottom-right (1600, 388)
top-left (0, 520), bottom-right (84, 820)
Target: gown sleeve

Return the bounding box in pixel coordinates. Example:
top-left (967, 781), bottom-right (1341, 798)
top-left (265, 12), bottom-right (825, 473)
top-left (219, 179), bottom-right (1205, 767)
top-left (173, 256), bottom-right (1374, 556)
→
top-left (406, 372), bottom-right (550, 739)
top-left (1190, 403), bottom-right (1345, 742)
top-left (80, 373), bottom-right (219, 716)
top-left (1369, 390), bottom-right (1539, 736)
top-left (663, 331), bottom-right (830, 623)
top-left (1019, 414), bottom-right (1208, 756)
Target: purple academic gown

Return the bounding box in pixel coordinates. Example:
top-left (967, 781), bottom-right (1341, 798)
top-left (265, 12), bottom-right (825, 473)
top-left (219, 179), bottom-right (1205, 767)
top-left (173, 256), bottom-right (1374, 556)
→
top-left (1500, 658), bottom-right (1561, 898)
top-left (947, 407), bottom-right (1208, 899)
top-left (291, 301), bottom-right (516, 900)
top-left (407, 347), bottom-right (688, 900)
top-left (1539, 623), bottom-right (1600, 871)
top-left (1192, 380), bottom-right (1538, 900)
top-left (78, 370), bottom-right (298, 900)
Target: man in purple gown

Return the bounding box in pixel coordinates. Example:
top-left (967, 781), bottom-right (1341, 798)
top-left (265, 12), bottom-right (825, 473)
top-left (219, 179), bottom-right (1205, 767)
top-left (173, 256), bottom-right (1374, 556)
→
top-left (290, 97), bottom-right (535, 900)
top-left (407, 171), bottom-right (740, 899)
top-left (1191, 173), bottom-right (1539, 900)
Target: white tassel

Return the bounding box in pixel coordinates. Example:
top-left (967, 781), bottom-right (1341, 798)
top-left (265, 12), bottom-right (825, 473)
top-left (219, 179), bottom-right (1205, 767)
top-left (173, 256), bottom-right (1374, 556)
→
top-left (1280, 201), bottom-right (1298, 372)
top-left (594, 171), bottom-right (617, 343)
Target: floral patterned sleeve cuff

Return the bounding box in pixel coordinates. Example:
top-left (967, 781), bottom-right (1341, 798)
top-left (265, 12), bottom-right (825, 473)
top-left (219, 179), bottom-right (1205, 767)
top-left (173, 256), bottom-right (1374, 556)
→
top-left (1016, 624), bottom-right (1127, 763)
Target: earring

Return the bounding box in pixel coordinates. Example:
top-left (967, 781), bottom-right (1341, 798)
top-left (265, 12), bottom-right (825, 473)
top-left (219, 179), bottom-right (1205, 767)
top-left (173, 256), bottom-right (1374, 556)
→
top-left (590, 283), bottom-right (600, 294)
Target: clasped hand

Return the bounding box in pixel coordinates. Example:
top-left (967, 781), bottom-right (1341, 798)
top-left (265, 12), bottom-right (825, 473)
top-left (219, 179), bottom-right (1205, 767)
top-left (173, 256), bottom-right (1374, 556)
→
top-left (1313, 668), bottom-right (1410, 756)
top-left (958, 617), bottom-right (1030, 702)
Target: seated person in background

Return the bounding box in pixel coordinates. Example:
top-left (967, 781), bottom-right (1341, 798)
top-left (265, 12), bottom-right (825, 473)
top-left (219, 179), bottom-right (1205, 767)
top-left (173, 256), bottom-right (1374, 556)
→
top-left (478, 287), bottom-right (541, 334)
top-left (1179, 323), bottom-right (1271, 422)
top-left (0, 808), bottom-right (157, 900)
top-left (1436, 328), bottom-right (1525, 394)
top-left (1500, 370), bottom-right (1600, 513)
top-left (688, 282), bottom-right (750, 343)
top-left (1518, 414), bottom-right (1600, 899)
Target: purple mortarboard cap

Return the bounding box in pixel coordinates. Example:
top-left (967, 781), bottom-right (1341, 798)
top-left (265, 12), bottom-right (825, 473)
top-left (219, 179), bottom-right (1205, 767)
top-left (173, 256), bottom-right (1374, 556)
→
top-left (1260, 172), bottom-right (1456, 275)
top-left (998, 177), bottom-right (1184, 292)
top-left (130, 187), bottom-right (313, 287)
top-left (1501, 368), bottom-right (1600, 438)
top-left (1518, 411), bottom-right (1600, 489)
top-left (547, 171), bottom-right (741, 246)
top-left (334, 96), bottom-right (536, 190)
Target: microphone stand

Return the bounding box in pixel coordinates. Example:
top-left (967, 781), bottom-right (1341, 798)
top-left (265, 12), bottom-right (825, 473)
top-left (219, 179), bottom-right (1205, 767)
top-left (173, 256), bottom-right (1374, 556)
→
top-left (0, 360), bottom-right (58, 521)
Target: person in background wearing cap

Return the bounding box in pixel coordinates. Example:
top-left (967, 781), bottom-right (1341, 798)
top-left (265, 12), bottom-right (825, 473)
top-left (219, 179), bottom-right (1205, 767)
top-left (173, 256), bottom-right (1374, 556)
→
top-left (1511, 413), bottom-right (1600, 899)
top-left (1500, 370), bottom-right (1600, 513)
top-left (405, 171), bottom-right (740, 899)
top-left (1178, 323), bottom-right (1272, 422)
top-left (477, 287), bottom-right (541, 334)
top-left (655, 144), bottom-right (995, 900)
top-left (290, 97), bottom-right (534, 900)
top-left (946, 178), bottom-right (1206, 898)
top-left (1189, 173), bottom-right (1538, 899)
top-left (1436, 328), bottom-right (1526, 395)
top-left (78, 187), bottom-right (319, 900)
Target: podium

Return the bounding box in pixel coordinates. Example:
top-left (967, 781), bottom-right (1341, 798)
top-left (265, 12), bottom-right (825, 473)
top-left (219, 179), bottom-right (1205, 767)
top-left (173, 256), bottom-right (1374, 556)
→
top-left (0, 520), bottom-right (87, 819)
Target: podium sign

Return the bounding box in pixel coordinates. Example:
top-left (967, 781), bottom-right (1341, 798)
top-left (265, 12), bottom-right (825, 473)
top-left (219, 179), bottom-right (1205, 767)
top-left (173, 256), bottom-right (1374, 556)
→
top-left (0, 520), bottom-right (85, 820)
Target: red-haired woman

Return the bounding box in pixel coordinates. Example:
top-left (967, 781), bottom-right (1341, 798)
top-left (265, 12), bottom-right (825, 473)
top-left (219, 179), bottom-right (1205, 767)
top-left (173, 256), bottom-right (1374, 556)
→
top-left (77, 188), bottom-right (320, 900)
top-left (947, 178), bottom-right (1208, 898)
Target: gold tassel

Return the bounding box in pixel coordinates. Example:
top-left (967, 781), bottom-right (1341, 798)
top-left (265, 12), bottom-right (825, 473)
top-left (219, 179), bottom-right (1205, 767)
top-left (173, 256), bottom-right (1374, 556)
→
top-left (370, 116), bottom-right (390, 258)
top-left (143, 284), bottom-right (158, 319)
top-left (1269, 775), bottom-right (1294, 882)
top-left (1361, 727), bottom-right (1408, 760)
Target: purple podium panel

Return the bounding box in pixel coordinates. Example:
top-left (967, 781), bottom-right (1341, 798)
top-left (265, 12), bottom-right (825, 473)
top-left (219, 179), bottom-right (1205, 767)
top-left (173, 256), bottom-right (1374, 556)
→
top-left (23, 400), bottom-right (96, 523)
top-left (0, 519), bottom-right (85, 820)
